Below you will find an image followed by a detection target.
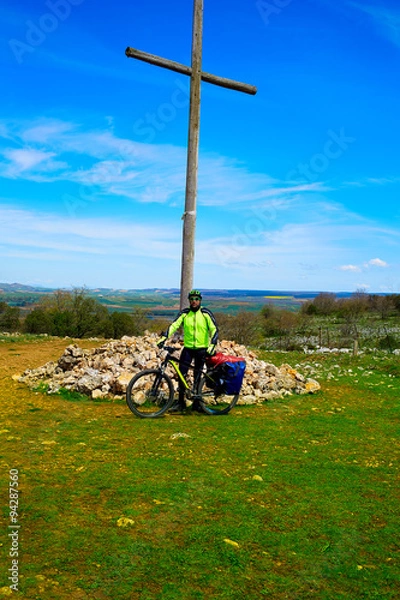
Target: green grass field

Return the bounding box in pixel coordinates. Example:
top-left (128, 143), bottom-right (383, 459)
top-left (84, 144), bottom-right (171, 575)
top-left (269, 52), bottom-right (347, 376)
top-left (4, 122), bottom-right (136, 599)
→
top-left (1, 339), bottom-right (399, 599)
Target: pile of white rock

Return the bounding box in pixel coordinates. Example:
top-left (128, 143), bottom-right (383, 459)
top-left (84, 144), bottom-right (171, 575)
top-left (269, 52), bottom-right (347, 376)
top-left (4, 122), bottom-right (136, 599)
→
top-left (15, 334), bottom-right (320, 403)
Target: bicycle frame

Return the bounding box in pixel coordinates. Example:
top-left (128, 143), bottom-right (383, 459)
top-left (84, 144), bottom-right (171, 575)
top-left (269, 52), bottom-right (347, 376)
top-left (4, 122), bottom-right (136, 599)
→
top-left (126, 345), bottom-right (240, 417)
top-left (162, 347), bottom-right (205, 396)
top-left (169, 359), bottom-right (191, 389)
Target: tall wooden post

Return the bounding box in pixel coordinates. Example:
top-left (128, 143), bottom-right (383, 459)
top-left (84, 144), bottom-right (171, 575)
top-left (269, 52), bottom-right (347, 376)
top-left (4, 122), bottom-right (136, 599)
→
top-left (125, 1), bottom-right (257, 309)
top-left (180, 0), bottom-right (203, 309)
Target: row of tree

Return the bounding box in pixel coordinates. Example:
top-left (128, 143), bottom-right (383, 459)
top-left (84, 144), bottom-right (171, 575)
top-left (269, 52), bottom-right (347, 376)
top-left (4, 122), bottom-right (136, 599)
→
top-left (0, 302), bottom-right (20, 332)
top-left (216, 292), bottom-right (400, 349)
top-left (1, 290), bottom-right (167, 339)
top-left (301, 291), bottom-right (400, 318)
top-left (2, 290), bottom-right (400, 350)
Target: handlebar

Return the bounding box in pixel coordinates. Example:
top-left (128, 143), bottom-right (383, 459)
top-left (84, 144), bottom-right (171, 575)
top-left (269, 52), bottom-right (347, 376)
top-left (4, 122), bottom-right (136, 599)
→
top-left (162, 345), bottom-right (180, 357)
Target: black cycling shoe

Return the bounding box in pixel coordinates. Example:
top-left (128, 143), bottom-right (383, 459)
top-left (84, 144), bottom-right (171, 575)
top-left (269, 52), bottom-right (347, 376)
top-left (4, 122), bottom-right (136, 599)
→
top-left (191, 402), bottom-right (203, 414)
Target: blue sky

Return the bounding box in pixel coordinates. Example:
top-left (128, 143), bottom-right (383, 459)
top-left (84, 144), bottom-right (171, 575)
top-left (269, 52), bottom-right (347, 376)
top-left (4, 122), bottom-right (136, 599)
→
top-left (1, 0), bottom-right (399, 292)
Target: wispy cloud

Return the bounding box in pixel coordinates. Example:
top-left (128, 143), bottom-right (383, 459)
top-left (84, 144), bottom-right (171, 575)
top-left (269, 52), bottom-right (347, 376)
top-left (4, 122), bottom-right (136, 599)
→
top-left (0, 204), bottom-right (394, 267)
top-left (342, 176), bottom-right (400, 188)
top-left (339, 264), bottom-right (361, 272)
top-left (199, 219), bottom-right (399, 271)
top-left (350, 3), bottom-right (400, 48)
top-left (22, 121), bottom-right (77, 143)
top-left (3, 117), bottom-right (397, 218)
top-left (1, 198), bottom-right (399, 290)
top-left (1, 148), bottom-right (68, 178)
top-left (0, 118), bottom-right (328, 209)
top-left (0, 206), bottom-right (181, 260)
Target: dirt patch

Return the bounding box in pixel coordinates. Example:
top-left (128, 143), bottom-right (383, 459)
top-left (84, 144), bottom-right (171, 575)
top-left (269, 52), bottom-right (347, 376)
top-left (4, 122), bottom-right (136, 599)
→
top-left (0, 338), bottom-right (100, 380)
top-left (0, 338), bottom-right (103, 421)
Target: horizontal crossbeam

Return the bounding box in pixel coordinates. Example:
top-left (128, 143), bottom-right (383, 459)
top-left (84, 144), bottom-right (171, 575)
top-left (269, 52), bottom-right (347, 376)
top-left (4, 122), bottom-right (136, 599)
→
top-left (125, 47), bottom-right (257, 95)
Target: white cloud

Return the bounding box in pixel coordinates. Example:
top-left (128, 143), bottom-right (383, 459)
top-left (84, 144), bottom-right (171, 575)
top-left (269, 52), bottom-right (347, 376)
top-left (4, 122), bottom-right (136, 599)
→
top-left (338, 257), bottom-right (389, 273)
top-left (338, 264), bottom-right (361, 272)
top-left (1, 145), bottom-right (69, 179)
top-left (366, 258), bottom-right (388, 268)
top-left (3, 148), bottom-right (54, 171)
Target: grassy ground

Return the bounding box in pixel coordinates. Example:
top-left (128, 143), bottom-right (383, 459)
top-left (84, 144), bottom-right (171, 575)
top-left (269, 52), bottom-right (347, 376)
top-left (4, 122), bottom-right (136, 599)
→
top-left (0, 338), bottom-right (399, 599)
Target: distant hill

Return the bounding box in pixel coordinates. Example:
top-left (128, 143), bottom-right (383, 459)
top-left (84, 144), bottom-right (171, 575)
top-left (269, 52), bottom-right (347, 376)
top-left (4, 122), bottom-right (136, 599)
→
top-left (0, 283), bottom-right (355, 298)
top-left (0, 282), bottom-right (55, 293)
top-left (0, 282), bottom-right (362, 316)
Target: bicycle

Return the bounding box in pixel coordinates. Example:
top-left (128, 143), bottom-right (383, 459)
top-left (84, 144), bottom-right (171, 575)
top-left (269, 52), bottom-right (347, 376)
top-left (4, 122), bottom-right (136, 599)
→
top-left (125, 345), bottom-right (240, 418)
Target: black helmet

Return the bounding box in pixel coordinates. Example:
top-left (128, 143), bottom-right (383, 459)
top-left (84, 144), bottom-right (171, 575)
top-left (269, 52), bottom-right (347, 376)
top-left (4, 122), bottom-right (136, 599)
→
top-left (188, 289), bottom-right (202, 300)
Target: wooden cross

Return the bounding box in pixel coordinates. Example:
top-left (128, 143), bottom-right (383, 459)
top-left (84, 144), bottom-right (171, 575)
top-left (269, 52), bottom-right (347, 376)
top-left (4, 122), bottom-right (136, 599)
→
top-left (126, 0), bottom-right (257, 309)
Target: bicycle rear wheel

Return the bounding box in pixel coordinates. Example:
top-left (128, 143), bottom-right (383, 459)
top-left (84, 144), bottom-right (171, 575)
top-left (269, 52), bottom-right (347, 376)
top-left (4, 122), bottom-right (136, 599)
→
top-left (126, 369), bottom-right (174, 418)
top-left (197, 374), bottom-right (239, 415)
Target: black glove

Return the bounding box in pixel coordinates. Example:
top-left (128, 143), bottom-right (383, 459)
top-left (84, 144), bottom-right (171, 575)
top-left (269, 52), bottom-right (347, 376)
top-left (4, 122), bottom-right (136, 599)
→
top-left (157, 336), bottom-right (167, 348)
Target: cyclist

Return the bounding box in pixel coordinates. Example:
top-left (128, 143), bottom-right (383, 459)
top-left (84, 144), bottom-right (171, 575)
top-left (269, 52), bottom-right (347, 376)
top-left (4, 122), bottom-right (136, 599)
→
top-left (157, 289), bottom-right (218, 413)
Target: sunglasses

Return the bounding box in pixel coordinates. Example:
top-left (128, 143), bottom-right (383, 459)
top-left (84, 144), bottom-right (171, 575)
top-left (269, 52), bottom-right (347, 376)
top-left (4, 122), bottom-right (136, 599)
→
top-left (190, 296), bottom-right (201, 301)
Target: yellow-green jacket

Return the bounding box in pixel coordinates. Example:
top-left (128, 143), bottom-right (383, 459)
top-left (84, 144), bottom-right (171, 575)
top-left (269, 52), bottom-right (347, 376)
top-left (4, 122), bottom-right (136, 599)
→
top-left (165, 307), bottom-right (218, 349)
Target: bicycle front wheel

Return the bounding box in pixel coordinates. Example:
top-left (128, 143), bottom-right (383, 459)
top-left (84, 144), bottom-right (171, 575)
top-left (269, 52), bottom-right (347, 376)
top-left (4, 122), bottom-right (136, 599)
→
top-left (197, 374), bottom-right (239, 415)
top-left (126, 370), bottom-right (174, 418)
